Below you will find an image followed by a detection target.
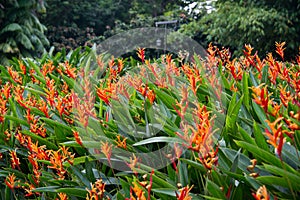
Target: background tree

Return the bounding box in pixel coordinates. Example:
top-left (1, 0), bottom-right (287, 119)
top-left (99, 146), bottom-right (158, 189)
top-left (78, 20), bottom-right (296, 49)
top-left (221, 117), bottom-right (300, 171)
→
top-left (0, 0), bottom-right (49, 65)
top-left (41, 0), bottom-right (188, 51)
top-left (180, 0), bottom-right (300, 59)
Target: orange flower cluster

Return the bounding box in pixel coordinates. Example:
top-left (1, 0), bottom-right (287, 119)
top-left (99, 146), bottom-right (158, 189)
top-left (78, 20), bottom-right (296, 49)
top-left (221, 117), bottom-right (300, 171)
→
top-left (176, 185), bottom-right (193, 200)
top-left (86, 179), bottom-right (107, 200)
top-left (252, 185), bottom-right (270, 200)
top-left (126, 170), bottom-right (154, 200)
top-left (5, 173), bottom-right (20, 191)
top-left (177, 103), bottom-right (218, 170)
top-left (116, 135), bottom-right (127, 149)
top-left (48, 146), bottom-right (75, 180)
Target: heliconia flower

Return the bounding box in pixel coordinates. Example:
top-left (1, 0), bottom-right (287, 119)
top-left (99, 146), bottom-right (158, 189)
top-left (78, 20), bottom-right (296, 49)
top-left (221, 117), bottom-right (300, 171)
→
top-left (116, 135), bottom-right (127, 149)
top-left (86, 179), bottom-right (106, 200)
top-left (174, 86), bottom-right (189, 120)
top-left (275, 42), bottom-right (286, 61)
top-left (146, 89), bottom-right (156, 104)
top-left (226, 59), bottom-right (243, 80)
top-left (137, 48), bottom-right (145, 63)
top-left (25, 109), bottom-right (34, 123)
top-left (29, 141), bottom-right (49, 160)
top-left (252, 185), bottom-right (270, 200)
top-left (129, 182), bottom-right (146, 200)
top-left (15, 131), bottom-right (26, 146)
top-left (28, 154), bottom-right (39, 171)
top-left (61, 81), bottom-right (69, 94)
top-left (47, 147), bottom-right (74, 180)
top-left (97, 87), bottom-right (111, 105)
top-left (265, 117), bottom-right (285, 158)
top-left (38, 100), bottom-right (50, 118)
top-left (198, 147), bottom-right (219, 170)
top-left (63, 61), bottom-right (77, 79)
top-left (2, 82), bottom-right (12, 99)
top-left (4, 130), bottom-right (11, 141)
top-left (176, 185), bottom-right (193, 200)
top-left (254, 54), bottom-right (264, 74)
top-left (243, 44), bottom-right (256, 68)
top-left (56, 97), bottom-right (65, 117)
top-left (8, 66), bottom-right (23, 84)
top-left (45, 77), bottom-right (57, 108)
top-left (247, 159), bottom-right (257, 172)
top-left (251, 84), bottom-right (271, 112)
top-left (73, 130), bottom-right (83, 146)
top-left (56, 193), bottom-right (68, 200)
top-left (269, 102), bottom-right (282, 117)
top-left (23, 183), bottom-right (40, 197)
top-left (29, 69), bottom-right (40, 84)
top-left (10, 150), bottom-right (21, 170)
top-left (279, 85), bottom-right (293, 107)
top-left (127, 154), bottom-right (139, 174)
top-left (117, 58), bottom-right (124, 73)
top-left (5, 173), bottom-right (18, 190)
top-left (101, 141), bottom-right (112, 164)
top-left (30, 118), bottom-right (47, 137)
top-left (19, 60), bottom-right (26, 75)
top-left (0, 97), bottom-right (7, 123)
top-left (41, 61), bottom-right (55, 76)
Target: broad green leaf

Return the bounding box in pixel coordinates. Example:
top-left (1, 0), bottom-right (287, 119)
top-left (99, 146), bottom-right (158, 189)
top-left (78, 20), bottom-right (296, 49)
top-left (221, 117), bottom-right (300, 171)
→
top-left (242, 72), bottom-right (250, 109)
top-left (1, 23), bottom-right (22, 33)
top-left (235, 141), bottom-right (297, 174)
top-left (253, 121), bottom-right (269, 152)
top-left (56, 188), bottom-right (88, 198)
top-left (21, 130), bottom-right (58, 150)
top-left (206, 179), bottom-right (226, 199)
top-left (262, 164), bottom-right (300, 189)
top-left (133, 136), bottom-right (184, 146)
top-left (32, 186), bottom-right (60, 192)
top-left (180, 158), bottom-right (207, 174)
top-left (238, 125), bottom-right (255, 145)
top-left (252, 101), bottom-right (268, 128)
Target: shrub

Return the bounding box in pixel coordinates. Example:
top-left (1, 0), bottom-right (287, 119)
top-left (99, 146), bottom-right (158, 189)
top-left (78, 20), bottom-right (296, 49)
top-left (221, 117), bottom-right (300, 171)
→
top-left (0, 43), bottom-right (299, 199)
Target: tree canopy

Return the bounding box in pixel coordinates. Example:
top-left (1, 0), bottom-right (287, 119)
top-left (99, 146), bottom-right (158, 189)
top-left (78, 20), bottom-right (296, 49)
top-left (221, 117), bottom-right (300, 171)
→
top-left (180, 0), bottom-right (300, 58)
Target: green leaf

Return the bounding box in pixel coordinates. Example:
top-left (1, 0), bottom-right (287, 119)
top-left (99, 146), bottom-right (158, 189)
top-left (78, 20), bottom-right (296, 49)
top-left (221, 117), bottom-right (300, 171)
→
top-left (40, 117), bottom-right (72, 131)
top-left (1, 23), bottom-right (22, 33)
top-left (133, 136), bottom-right (183, 146)
top-left (32, 186), bottom-right (60, 192)
top-left (235, 141), bottom-right (297, 174)
top-left (262, 164), bottom-right (300, 190)
top-left (180, 158), bottom-right (207, 174)
top-left (154, 89), bottom-right (177, 110)
top-left (26, 59), bottom-right (46, 83)
top-left (242, 72), bottom-right (250, 109)
top-left (237, 125), bottom-right (255, 145)
top-left (206, 179), bottom-right (226, 199)
top-left (252, 101), bottom-right (268, 128)
top-left (17, 32), bottom-right (34, 50)
top-left (21, 130), bottom-right (58, 150)
top-left (152, 188), bottom-right (176, 197)
top-left (56, 188), bottom-right (88, 198)
top-left (253, 121), bottom-right (269, 152)
top-left (256, 176), bottom-right (299, 191)
top-left (70, 166), bottom-right (91, 188)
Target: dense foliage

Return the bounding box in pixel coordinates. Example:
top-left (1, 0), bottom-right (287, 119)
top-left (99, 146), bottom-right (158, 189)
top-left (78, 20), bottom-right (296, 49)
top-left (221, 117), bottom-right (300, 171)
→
top-left (0, 0), bottom-right (49, 65)
top-left (180, 0), bottom-right (300, 58)
top-left (40, 0), bottom-right (186, 51)
top-left (0, 43), bottom-right (299, 199)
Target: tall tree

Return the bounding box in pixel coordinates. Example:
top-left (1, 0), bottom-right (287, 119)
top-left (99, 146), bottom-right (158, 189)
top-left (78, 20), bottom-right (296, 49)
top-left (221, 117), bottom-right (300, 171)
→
top-left (0, 0), bottom-right (49, 65)
top-left (180, 0), bottom-right (300, 59)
